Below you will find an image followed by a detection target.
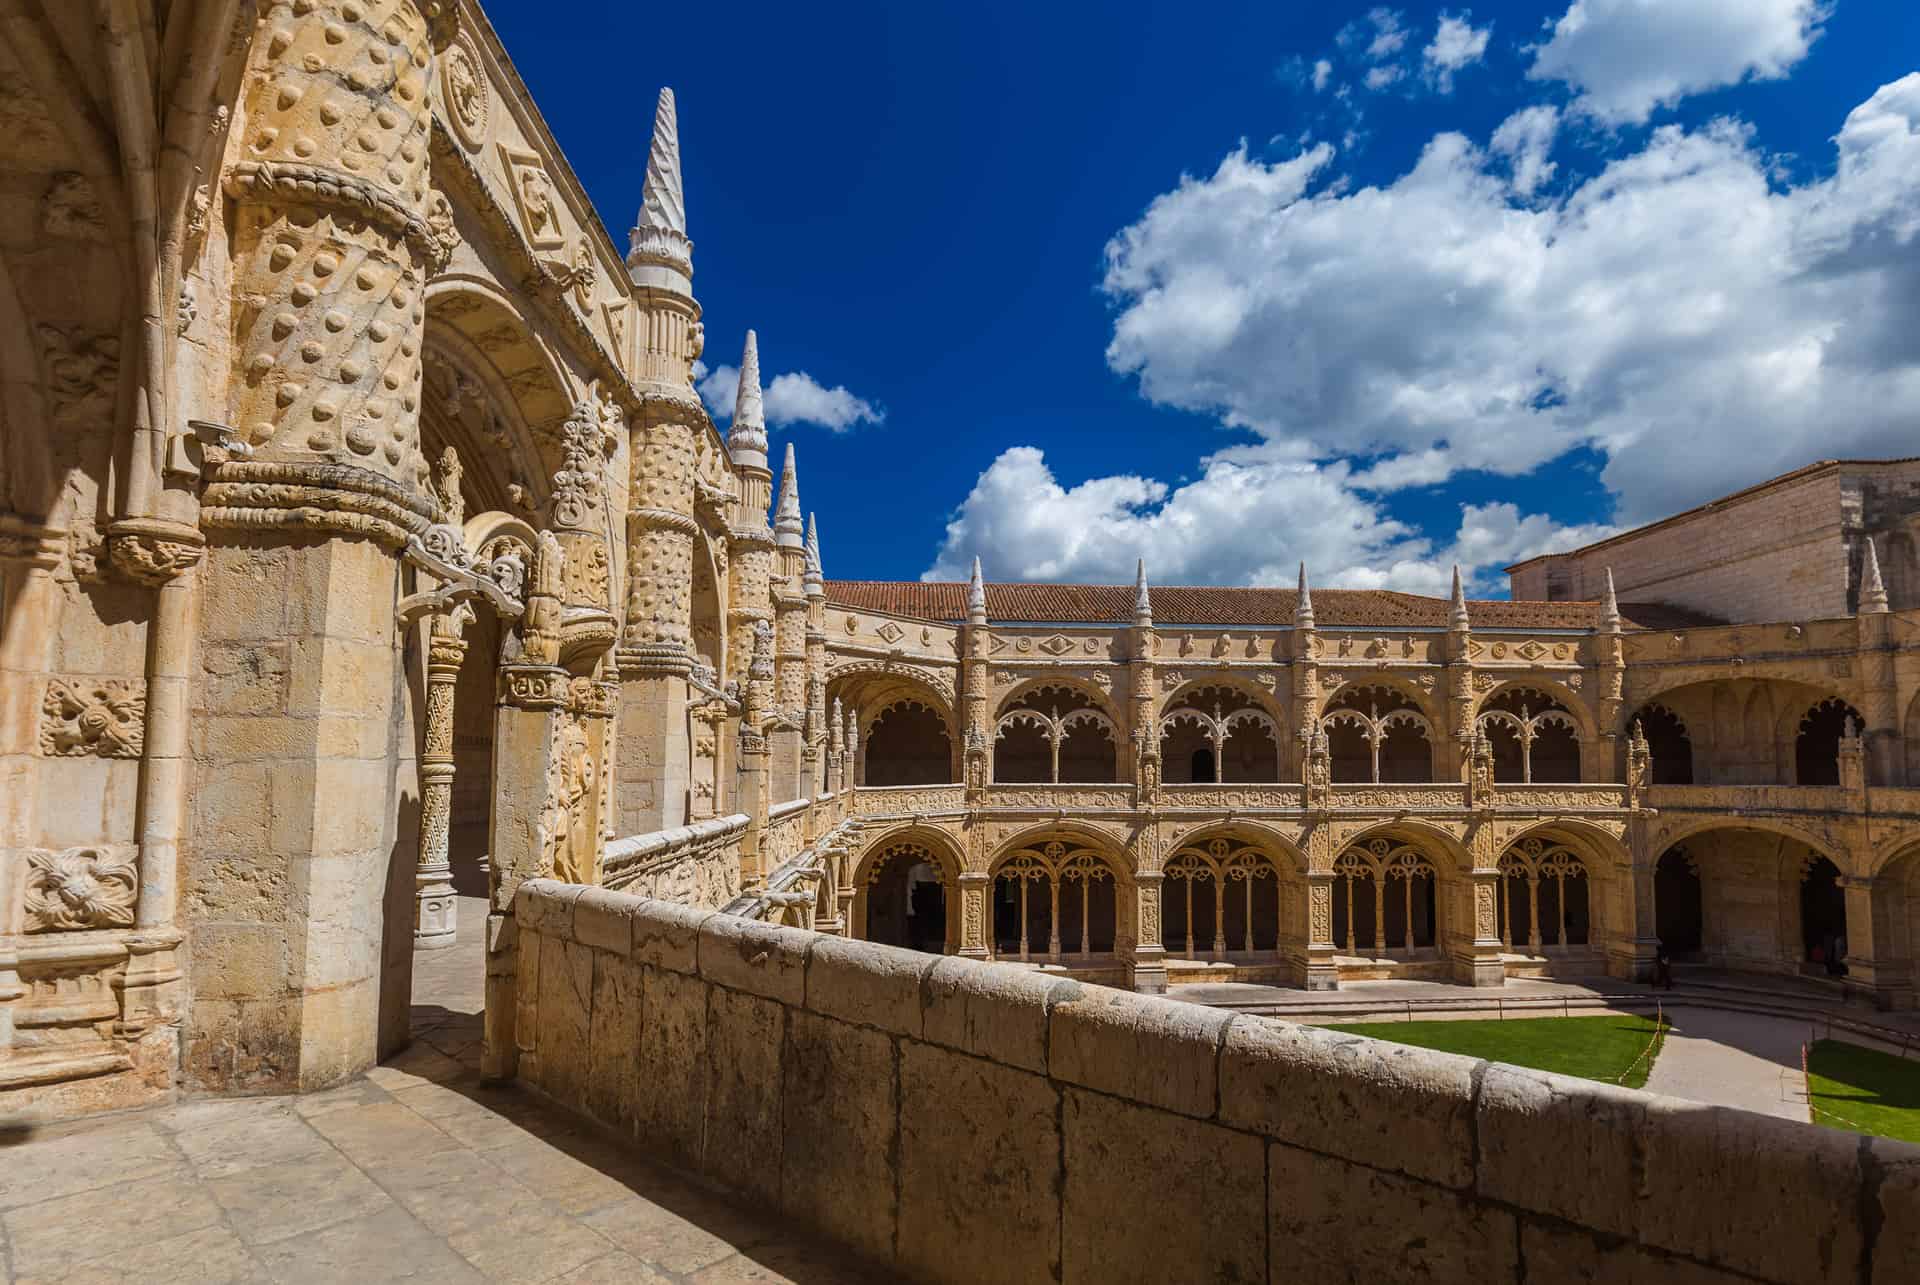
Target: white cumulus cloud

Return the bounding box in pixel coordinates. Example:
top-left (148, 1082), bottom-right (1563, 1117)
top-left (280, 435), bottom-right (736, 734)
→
top-left (1424, 13), bottom-right (1491, 92)
top-left (1098, 73), bottom-right (1920, 528)
top-left (1312, 58), bottom-right (1333, 93)
top-left (696, 362), bottom-right (883, 433)
top-left (1528, 0), bottom-right (1829, 125)
top-left (1491, 104), bottom-right (1561, 195)
top-left (923, 445), bottom-right (1611, 595)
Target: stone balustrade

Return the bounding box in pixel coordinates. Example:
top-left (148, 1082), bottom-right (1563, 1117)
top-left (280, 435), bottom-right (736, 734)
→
top-left (601, 813), bottom-right (750, 909)
top-left (510, 878), bottom-right (1917, 1285)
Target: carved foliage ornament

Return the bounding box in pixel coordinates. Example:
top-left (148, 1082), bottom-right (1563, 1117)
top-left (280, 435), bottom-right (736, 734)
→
top-left (41, 679), bottom-right (144, 758)
top-left (25, 846), bottom-right (137, 931)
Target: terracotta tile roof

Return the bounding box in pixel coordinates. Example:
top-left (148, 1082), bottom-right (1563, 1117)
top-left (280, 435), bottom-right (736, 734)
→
top-left (824, 581), bottom-right (1720, 631)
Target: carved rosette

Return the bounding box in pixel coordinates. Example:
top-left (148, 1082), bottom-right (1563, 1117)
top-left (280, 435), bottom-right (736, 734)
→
top-left (499, 663), bottom-right (568, 710)
top-left (25, 846), bottom-right (138, 932)
top-left (213, 0), bottom-right (457, 540)
top-left (40, 679), bottom-right (146, 758)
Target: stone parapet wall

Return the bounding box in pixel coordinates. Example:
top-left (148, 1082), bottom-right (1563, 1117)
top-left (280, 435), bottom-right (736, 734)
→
top-left (511, 878), bottom-right (1918, 1285)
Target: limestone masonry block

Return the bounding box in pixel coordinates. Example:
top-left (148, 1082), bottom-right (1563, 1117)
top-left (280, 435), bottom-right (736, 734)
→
top-left (897, 1041), bottom-right (1061, 1285)
top-left (1475, 1062), bottom-right (1646, 1238)
top-left (697, 912), bottom-right (811, 1005)
top-left (1518, 1220), bottom-right (1750, 1285)
top-left (571, 886), bottom-right (636, 957)
top-left (1050, 986), bottom-right (1234, 1119)
top-left (633, 965), bottom-right (710, 1169)
top-left (629, 899), bottom-right (715, 971)
top-left (701, 986), bottom-right (785, 1206)
top-left (534, 934), bottom-right (594, 1108)
top-left (1637, 1096), bottom-right (1865, 1285)
top-left (587, 953), bottom-right (643, 1128)
top-left (1269, 1142), bottom-right (1519, 1284)
top-left (779, 1011), bottom-right (899, 1264)
top-left (804, 935), bottom-right (935, 1037)
top-left (1219, 1019), bottom-right (1477, 1189)
top-left (516, 880), bottom-right (586, 939)
top-left (920, 956), bottom-right (1076, 1075)
top-left (1872, 1151), bottom-right (1920, 1285)
top-left (1061, 1088), bottom-right (1264, 1285)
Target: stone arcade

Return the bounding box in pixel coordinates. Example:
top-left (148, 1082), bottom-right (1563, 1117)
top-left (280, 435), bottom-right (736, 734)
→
top-left (0, 3), bottom-right (1914, 1283)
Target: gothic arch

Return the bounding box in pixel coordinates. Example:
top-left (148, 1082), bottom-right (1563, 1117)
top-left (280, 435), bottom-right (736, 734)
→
top-left (425, 276), bottom-right (575, 502)
top-left (850, 823), bottom-right (968, 885)
top-left (1652, 816), bottom-right (1845, 869)
top-left (1164, 821), bottom-right (1306, 876)
top-left (995, 674), bottom-right (1123, 727)
top-left (1333, 819), bottom-right (1474, 872)
top-left (1159, 673), bottom-right (1285, 725)
top-left (1474, 678), bottom-right (1597, 743)
top-left (850, 828), bottom-right (963, 954)
top-left (1320, 675), bottom-right (1444, 726)
top-left (990, 822), bottom-right (1136, 877)
top-left (1496, 818), bottom-right (1629, 868)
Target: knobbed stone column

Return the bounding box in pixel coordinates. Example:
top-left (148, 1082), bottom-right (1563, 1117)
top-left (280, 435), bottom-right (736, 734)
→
top-left (415, 615), bottom-right (467, 949)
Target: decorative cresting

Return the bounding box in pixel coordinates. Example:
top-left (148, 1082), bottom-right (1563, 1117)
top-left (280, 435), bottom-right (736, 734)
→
top-left (1321, 686), bottom-right (1436, 784)
top-left (1476, 687), bottom-right (1581, 784)
top-left (991, 841), bottom-right (1115, 961)
top-left (1496, 838), bottom-right (1591, 951)
top-left (1330, 839), bottom-right (1437, 954)
top-left (994, 705), bottom-right (1118, 784)
top-left (24, 847), bottom-right (139, 932)
top-left (39, 679), bottom-right (145, 758)
top-left (1161, 838), bottom-right (1284, 959)
top-left (1159, 700), bottom-right (1281, 783)
top-left (208, 0), bottom-right (459, 542)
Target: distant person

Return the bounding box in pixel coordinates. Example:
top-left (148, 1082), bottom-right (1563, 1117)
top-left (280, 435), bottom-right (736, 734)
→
top-left (1654, 943), bottom-right (1674, 990)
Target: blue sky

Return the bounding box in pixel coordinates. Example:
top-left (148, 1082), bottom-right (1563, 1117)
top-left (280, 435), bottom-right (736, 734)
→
top-left (489, 1), bottom-right (1920, 596)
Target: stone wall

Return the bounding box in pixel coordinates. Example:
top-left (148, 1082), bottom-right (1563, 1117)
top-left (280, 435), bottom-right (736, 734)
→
top-left (510, 878), bottom-right (1918, 1285)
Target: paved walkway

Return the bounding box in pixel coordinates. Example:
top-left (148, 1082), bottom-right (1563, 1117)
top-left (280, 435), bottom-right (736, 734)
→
top-left (0, 898), bottom-right (894, 1284)
top-left (1643, 1006), bottom-right (1813, 1122)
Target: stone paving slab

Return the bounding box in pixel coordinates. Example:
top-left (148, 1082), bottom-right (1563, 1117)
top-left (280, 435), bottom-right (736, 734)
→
top-left (0, 896), bottom-right (897, 1285)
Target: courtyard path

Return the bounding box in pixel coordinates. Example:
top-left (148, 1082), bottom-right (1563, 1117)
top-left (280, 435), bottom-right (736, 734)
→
top-left (1641, 1006), bottom-right (1814, 1122)
top-left (0, 897), bottom-right (897, 1285)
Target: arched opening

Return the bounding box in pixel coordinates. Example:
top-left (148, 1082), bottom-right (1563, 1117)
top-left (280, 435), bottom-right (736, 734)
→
top-left (1161, 839), bottom-right (1285, 958)
top-left (990, 841), bottom-right (1118, 960)
top-left (1161, 685), bottom-right (1282, 784)
top-left (1330, 840), bottom-right (1438, 954)
top-left (1478, 687), bottom-right (1582, 785)
top-left (994, 684), bottom-right (1118, 784)
top-left (1637, 703), bottom-right (1693, 785)
top-left (859, 843), bottom-right (951, 954)
top-left (863, 700), bottom-right (953, 786)
top-left (1795, 697), bottom-right (1863, 786)
top-left (1800, 856), bottom-right (1848, 975)
top-left (1323, 686), bottom-right (1434, 784)
top-left (1655, 848), bottom-right (1703, 957)
top-left (1496, 840), bottom-right (1591, 951)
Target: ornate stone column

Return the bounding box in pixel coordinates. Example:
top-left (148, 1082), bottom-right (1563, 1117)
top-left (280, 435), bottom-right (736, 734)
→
top-left (187, 0), bottom-right (457, 1093)
top-left (618, 89), bottom-right (704, 836)
top-left (414, 614), bottom-right (467, 949)
top-left (1131, 561), bottom-right (1158, 801)
top-left (958, 871), bottom-right (991, 960)
top-left (1128, 866), bottom-right (1169, 994)
top-left (1452, 855), bottom-right (1508, 988)
top-left (1445, 566), bottom-right (1474, 781)
top-left (963, 559), bottom-right (992, 800)
top-left (1303, 873), bottom-right (1338, 990)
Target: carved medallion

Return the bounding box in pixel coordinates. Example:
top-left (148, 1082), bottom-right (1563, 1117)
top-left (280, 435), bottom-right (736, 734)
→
top-left (442, 39), bottom-right (489, 149)
top-left (25, 846), bottom-right (137, 931)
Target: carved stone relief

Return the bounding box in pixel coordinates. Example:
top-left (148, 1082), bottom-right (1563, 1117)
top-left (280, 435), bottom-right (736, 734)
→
top-left (40, 679), bottom-right (145, 758)
top-left (25, 846), bottom-right (138, 931)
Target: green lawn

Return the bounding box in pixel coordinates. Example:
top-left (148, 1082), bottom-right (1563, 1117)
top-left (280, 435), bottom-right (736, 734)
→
top-left (1321, 1013), bottom-right (1668, 1089)
top-left (1805, 1040), bottom-right (1920, 1143)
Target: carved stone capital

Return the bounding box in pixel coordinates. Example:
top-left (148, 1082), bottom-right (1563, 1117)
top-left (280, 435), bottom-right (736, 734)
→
top-left (616, 642), bottom-right (693, 679)
top-left (105, 518), bottom-right (205, 586)
top-left (498, 663), bottom-right (569, 710)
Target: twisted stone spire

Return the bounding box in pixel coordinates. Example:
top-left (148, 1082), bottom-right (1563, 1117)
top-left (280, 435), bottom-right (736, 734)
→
top-left (1861, 538), bottom-right (1889, 614)
top-left (804, 513), bottom-right (823, 595)
top-left (727, 329), bottom-right (767, 470)
top-left (1599, 567), bottom-right (1621, 632)
top-left (1295, 562), bottom-right (1315, 629)
top-left (967, 556), bottom-right (987, 624)
top-left (1133, 559), bottom-right (1152, 625)
top-left (1449, 564), bottom-right (1470, 630)
top-left (628, 88), bottom-right (692, 278)
top-left (775, 442), bottom-right (803, 548)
